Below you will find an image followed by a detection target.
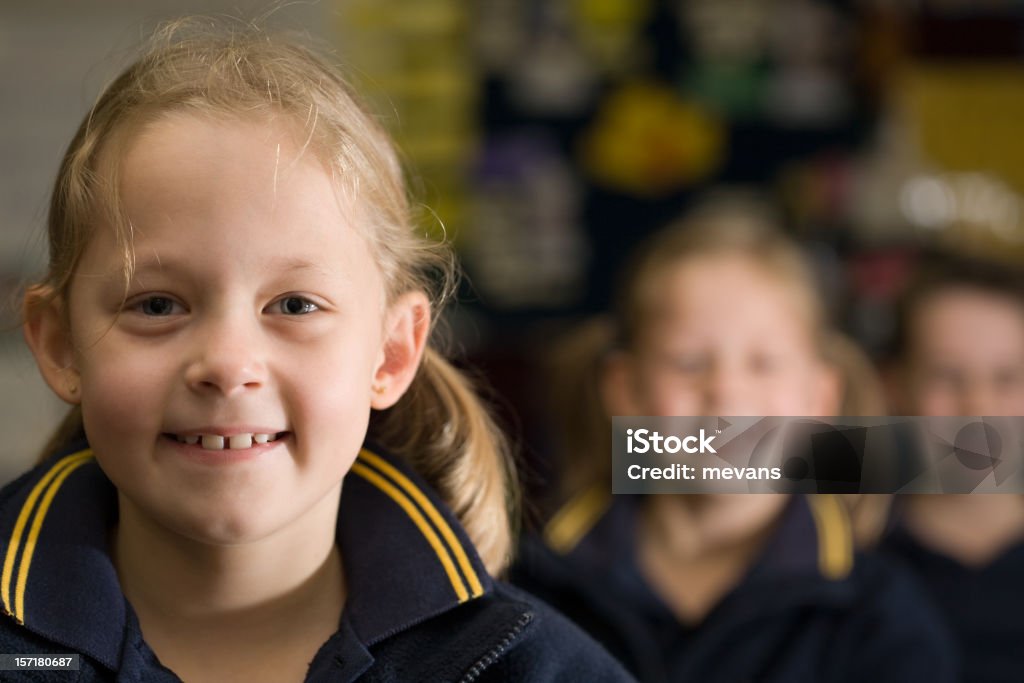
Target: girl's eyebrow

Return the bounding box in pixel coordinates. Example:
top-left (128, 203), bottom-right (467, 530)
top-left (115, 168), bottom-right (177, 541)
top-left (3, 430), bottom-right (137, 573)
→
top-left (274, 257), bottom-right (334, 277)
top-left (122, 255), bottom-right (334, 279)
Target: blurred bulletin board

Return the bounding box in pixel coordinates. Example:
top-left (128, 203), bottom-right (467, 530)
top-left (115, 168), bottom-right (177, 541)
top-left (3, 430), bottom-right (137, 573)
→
top-left (336, 0), bottom-right (872, 321)
top-left (895, 64), bottom-right (1024, 262)
top-left (333, 0), bottom-right (1024, 324)
top-left (903, 65), bottom-right (1024, 196)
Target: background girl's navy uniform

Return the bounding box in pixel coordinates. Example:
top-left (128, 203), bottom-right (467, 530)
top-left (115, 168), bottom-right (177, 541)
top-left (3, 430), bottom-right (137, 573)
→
top-left (513, 493), bottom-right (957, 683)
top-left (881, 521), bottom-right (1024, 683)
top-left (0, 442), bottom-right (636, 682)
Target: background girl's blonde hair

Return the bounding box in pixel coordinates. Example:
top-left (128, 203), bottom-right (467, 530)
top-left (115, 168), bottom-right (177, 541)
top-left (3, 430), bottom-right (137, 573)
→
top-left (26, 18), bottom-right (517, 573)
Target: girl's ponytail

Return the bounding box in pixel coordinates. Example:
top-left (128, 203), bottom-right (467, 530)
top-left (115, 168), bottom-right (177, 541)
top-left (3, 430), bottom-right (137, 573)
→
top-left (370, 347), bottom-right (517, 575)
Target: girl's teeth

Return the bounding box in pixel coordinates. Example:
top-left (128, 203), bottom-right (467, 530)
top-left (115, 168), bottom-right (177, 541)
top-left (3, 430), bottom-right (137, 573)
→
top-left (179, 433), bottom-right (278, 450)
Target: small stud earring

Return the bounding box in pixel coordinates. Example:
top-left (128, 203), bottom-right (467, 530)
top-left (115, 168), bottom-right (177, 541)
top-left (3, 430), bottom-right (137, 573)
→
top-left (372, 384), bottom-right (385, 395)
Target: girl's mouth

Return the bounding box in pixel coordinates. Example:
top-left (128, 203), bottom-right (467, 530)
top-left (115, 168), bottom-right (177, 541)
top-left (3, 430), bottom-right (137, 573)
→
top-left (161, 432), bottom-right (289, 451)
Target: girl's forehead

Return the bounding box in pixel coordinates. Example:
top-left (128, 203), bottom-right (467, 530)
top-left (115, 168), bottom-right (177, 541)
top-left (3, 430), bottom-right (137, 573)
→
top-left (916, 286), bottom-right (1024, 326)
top-left (912, 287), bottom-right (1024, 353)
top-left (639, 253), bottom-right (819, 342)
top-left (123, 111), bottom-right (317, 179)
top-left (88, 111), bottom-right (329, 228)
top-left (79, 111), bottom-right (383, 288)
top-left (120, 115), bottom-right (337, 216)
top-left (655, 253), bottom-right (806, 310)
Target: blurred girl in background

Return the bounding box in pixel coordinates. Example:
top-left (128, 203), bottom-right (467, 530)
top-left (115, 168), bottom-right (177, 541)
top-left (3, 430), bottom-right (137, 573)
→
top-left (514, 197), bottom-right (955, 682)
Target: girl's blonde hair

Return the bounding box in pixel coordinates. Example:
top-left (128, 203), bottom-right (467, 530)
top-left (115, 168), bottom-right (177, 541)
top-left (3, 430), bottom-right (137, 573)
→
top-left (26, 18), bottom-right (517, 573)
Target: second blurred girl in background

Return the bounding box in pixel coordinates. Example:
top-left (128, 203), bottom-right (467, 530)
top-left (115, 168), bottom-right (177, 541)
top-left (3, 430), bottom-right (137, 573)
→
top-left (881, 255), bottom-right (1024, 683)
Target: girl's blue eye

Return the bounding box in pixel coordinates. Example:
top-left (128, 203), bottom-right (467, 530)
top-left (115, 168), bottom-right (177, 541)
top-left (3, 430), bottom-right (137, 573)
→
top-left (140, 297), bottom-right (178, 316)
top-left (277, 296), bottom-right (319, 315)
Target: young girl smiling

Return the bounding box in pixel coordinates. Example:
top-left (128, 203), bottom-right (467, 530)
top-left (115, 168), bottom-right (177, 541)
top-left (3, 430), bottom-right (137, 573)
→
top-left (1, 19), bottom-right (633, 683)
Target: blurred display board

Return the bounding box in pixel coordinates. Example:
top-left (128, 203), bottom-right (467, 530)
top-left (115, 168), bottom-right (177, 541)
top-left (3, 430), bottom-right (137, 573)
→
top-left (333, 0), bottom-right (1024, 321)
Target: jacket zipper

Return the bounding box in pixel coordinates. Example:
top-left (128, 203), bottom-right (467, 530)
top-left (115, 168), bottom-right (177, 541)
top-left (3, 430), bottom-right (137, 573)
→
top-left (459, 612), bottom-right (533, 683)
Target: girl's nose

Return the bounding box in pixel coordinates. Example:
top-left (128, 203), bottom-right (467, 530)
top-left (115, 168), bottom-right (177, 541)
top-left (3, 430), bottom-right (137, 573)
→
top-left (703, 360), bottom-right (745, 415)
top-left (184, 313), bottom-right (267, 396)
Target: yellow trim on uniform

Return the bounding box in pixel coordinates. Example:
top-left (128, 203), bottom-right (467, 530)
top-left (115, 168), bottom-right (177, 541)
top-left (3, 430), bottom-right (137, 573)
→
top-left (1, 450), bottom-right (93, 623)
top-left (543, 484), bottom-right (612, 555)
top-left (357, 449), bottom-right (484, 598)
top-left (807, 494), bottom-right (853, 580)
top-left (350, 461), bottom-right (470, 603)
top-left (16, 456), bottom-right (92, 621)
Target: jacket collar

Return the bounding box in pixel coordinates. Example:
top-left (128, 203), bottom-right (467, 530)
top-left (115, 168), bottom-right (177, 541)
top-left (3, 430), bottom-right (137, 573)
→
top-left (0, 447), bottom-right (121, 667)
top-left (0, 441), bottom-right (492, 672)
top-left (547, 491), bottom-right (854, 584)
top-left (339, 446), bottom-right (492, 646)
top-left (750, 493), bottom-right (854, 582)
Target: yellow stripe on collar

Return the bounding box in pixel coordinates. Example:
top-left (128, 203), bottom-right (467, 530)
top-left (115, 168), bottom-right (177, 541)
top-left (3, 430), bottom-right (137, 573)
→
top-left (351, 449), bottom-right (484, 603)
top-left (807, 494), bottom-right (854, 580)
top-left (543, 485), bottom-right (612, 555)
top-left (356, 450), bottom-right (483, 598)
top-left (1, 450), bottom-right (93, 623)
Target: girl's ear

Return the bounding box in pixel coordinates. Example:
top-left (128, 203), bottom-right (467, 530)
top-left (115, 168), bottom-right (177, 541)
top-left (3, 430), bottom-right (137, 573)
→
top-left (600, 350), bottom-right (643, 417)
top-left (23, 286), bottom-right (80, 405)
top-left (371, 290), bottom-right (431, 410)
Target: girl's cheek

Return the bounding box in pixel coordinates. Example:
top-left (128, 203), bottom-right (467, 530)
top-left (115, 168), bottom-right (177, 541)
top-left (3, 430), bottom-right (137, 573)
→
top-left (649, 383), bottom-right (702, 417)
top-left (918, 391), bottom-right (955, 417)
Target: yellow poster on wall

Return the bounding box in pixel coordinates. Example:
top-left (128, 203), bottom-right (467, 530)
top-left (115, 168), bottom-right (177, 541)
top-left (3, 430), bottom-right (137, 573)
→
top-left (897, 63), bottom-right (1024, 258)
top-left (900, 63), bottom-right (1024, 195)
